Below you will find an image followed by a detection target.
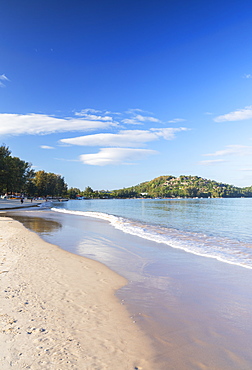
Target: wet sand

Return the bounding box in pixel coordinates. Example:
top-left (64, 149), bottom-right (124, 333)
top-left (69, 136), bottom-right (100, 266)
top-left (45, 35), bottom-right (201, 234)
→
top-left (2, 208), bottom-right (252, 369)
top-left (0, 216), bottom-right (155, 369)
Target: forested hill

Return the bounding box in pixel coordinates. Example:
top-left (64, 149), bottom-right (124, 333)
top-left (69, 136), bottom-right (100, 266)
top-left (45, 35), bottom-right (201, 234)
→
top-left (111, 175), bottom-right (252, 198)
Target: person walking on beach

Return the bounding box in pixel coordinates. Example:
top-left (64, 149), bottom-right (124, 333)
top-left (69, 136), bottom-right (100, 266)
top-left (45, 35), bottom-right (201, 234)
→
top-left (21, 197), bottom-right (24, 204)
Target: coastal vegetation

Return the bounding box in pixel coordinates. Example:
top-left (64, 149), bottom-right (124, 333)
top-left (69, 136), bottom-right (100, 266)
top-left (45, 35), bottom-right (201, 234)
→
top-left (69, 175), bottom-right (252, 199)
top-left (0, 145), bottom-right (67, 198)
top-left (32, 170), bottom-right (68, 198)
top-left (110, 175), bottom-right (252, 198)
top-left (1, 144), bottom-right (252, 199)
top-left (0, 145), bottom-right (34, 195)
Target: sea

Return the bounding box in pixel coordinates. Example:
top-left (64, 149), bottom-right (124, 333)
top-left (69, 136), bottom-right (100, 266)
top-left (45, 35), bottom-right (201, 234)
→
top-left (51, 197), bottom-right (252, 269)
top-left (6, 197), bottom-right (252, 369)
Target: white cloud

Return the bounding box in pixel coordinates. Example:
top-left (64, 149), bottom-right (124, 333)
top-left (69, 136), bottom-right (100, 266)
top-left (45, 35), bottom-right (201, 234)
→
top-left (0, 74), bottom-right (9, 87)
top-left (74, 109), bottom-right (114, 122)
top-left (204, 145), bottom-right (252, 157)
top-left (104, 110), bottom-right (121, 115)
top-left (151, 127), bottom-right (188, 139)
top-left (76, 113), bottom-right (113, 121)
top-left (168, 118), bottom-right (186, 123)
top-left (75, 108), bottom-right (102, 115)
top-left (243, 74), bottom-right (252, 79)
top-left (60, 127), bottom-right (188, 147)
top-left (79, 148), bottom-right (157, 166)
top-left (121, 118), bottom-right (141, 125)
top-left (0, 74), bottom-right (9, 81)
top-left (40, 145), bottom-right (55, 149)
top-left (75, 108), bottom-right (121, 118)
top-left (198, 159), bottom-right (226, 166)
top-left (0, 113), bottom-right (117, 136)
top-left (135, 114), bottom-right (160, 122)
top-left (122, 114), bottom-right (160, 125)
top-left (214, 106), bottom-right (252, 122)
top-left (126, 108), bottom-right (153, 114)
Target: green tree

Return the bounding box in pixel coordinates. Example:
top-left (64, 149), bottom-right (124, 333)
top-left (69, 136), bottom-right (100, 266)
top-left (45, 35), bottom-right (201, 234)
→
top-left (82, 186), bottom-right (94, 198)
top-left (184, 186), bottom-right (198, 198)
top-left (68, 187), bottom-right (81, 199)
top-left (33, 170), bottom-right (48, 196)
top-left (0, 145), bottom-right (11, 193)
top-left (33, 171), bottom-right (67, 197)
top-left (0, 145), bottom-right (34, 194)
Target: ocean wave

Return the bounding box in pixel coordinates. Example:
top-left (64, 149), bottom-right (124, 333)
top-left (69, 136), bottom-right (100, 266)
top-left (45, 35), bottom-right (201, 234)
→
top-left (51, 207), bottom-right (252, 269)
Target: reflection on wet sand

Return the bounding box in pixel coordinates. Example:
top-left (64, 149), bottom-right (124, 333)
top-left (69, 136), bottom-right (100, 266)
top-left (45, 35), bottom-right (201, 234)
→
top-left (0, 214), bottom-right (62, 235)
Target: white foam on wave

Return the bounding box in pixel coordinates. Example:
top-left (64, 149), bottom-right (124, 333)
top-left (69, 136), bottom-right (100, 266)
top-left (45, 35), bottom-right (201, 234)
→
top-left (51, 207), bottom-right (252, 270)
top-left (39, 201), bottom-right (53, 208)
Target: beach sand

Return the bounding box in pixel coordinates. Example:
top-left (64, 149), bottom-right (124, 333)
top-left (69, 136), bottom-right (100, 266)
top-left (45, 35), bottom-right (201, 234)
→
top-left (0, 216), bottom-right (155, 369)
top-left (0, 198), bottom-right (44, 210)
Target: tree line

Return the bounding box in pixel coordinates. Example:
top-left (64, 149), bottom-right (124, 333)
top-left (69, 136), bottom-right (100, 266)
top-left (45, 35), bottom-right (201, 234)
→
top-left (0, 145), bottom-right (67, 198)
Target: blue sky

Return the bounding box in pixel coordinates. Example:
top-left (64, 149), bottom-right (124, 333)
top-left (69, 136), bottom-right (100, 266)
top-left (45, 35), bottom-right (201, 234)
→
top-left (1, 0), bottom-right (252, 190)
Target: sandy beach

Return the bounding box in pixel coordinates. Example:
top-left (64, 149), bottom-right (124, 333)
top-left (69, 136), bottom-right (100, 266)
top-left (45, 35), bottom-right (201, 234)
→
top-left (0, 216), bottom-right (155, 369)
top-left (0, 198), bottom-right (44, 210)
top-left (2, 201), bottom-right (252, 369)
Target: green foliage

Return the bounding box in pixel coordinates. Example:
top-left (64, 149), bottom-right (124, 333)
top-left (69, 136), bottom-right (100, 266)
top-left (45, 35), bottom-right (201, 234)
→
top-left (112, 175), bottom-right (252, 199)
top-left (33, 170), bottom-right (68, 197)
top-left (0, 145), bottom-right (34, 194)
top-left (81, 186), bottom-right (103, 199)
top-left (82, 186), bottom-right (94, 198)
top-left (0, 145), bottom-right (68, 197)
top-left (68, 187), bottom-right (81, 199)
top-left (110, 187), bottom-right (137, 198)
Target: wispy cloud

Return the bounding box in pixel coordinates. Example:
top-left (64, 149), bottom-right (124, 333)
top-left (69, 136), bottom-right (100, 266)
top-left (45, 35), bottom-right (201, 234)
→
top-left (198, 159), bottom-right (226, 166)
top-left (0, 108), bottom-right (190, 167)
top-left (79, 148), bottom-right (157, 166)
top-left (0, 113), bottom-right (117, 135)
top-left (75, 113), bottom-right (113, 121)
top-left (122, 114), bottom-right (160, 125)
top-left (204, 145), bottom-right (252, 157)
top-left (40, 145), bottom-right (55, 149)
top-left (214, 106), bottom-right (252, 122)
top-left (0, 74), bottom-right (9, 80)
top-left (75, 108), bottom-right (122, 117)
top-left (126, 108), bottom-right (153, 115)
top-left (243, 74), bottom-right (252, 79)
top-left (0, 74), bottom-right (10, 87)
top-left (60, 127), bottom-right (188, 147)
top-left (0, 109), bottom-right (190, 167)
top-left (121, 118), bottom-right (141, 125)
top-left (168, 118), bottom-right (186, 123)
top-left (75, 108), bottom-right (102, 115)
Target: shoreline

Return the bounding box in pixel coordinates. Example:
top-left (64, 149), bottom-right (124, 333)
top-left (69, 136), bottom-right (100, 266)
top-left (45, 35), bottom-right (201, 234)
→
top-left (2, 205), bottom-right (252, 369)
top-left (0, 216), bottom-right (155, 369)
top-left (0, 198), bottom-right (44, 210)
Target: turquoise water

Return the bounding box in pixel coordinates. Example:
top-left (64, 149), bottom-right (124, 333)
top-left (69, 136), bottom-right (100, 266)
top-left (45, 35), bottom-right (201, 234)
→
top-left (51, 198), bottom-right (252, 269)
